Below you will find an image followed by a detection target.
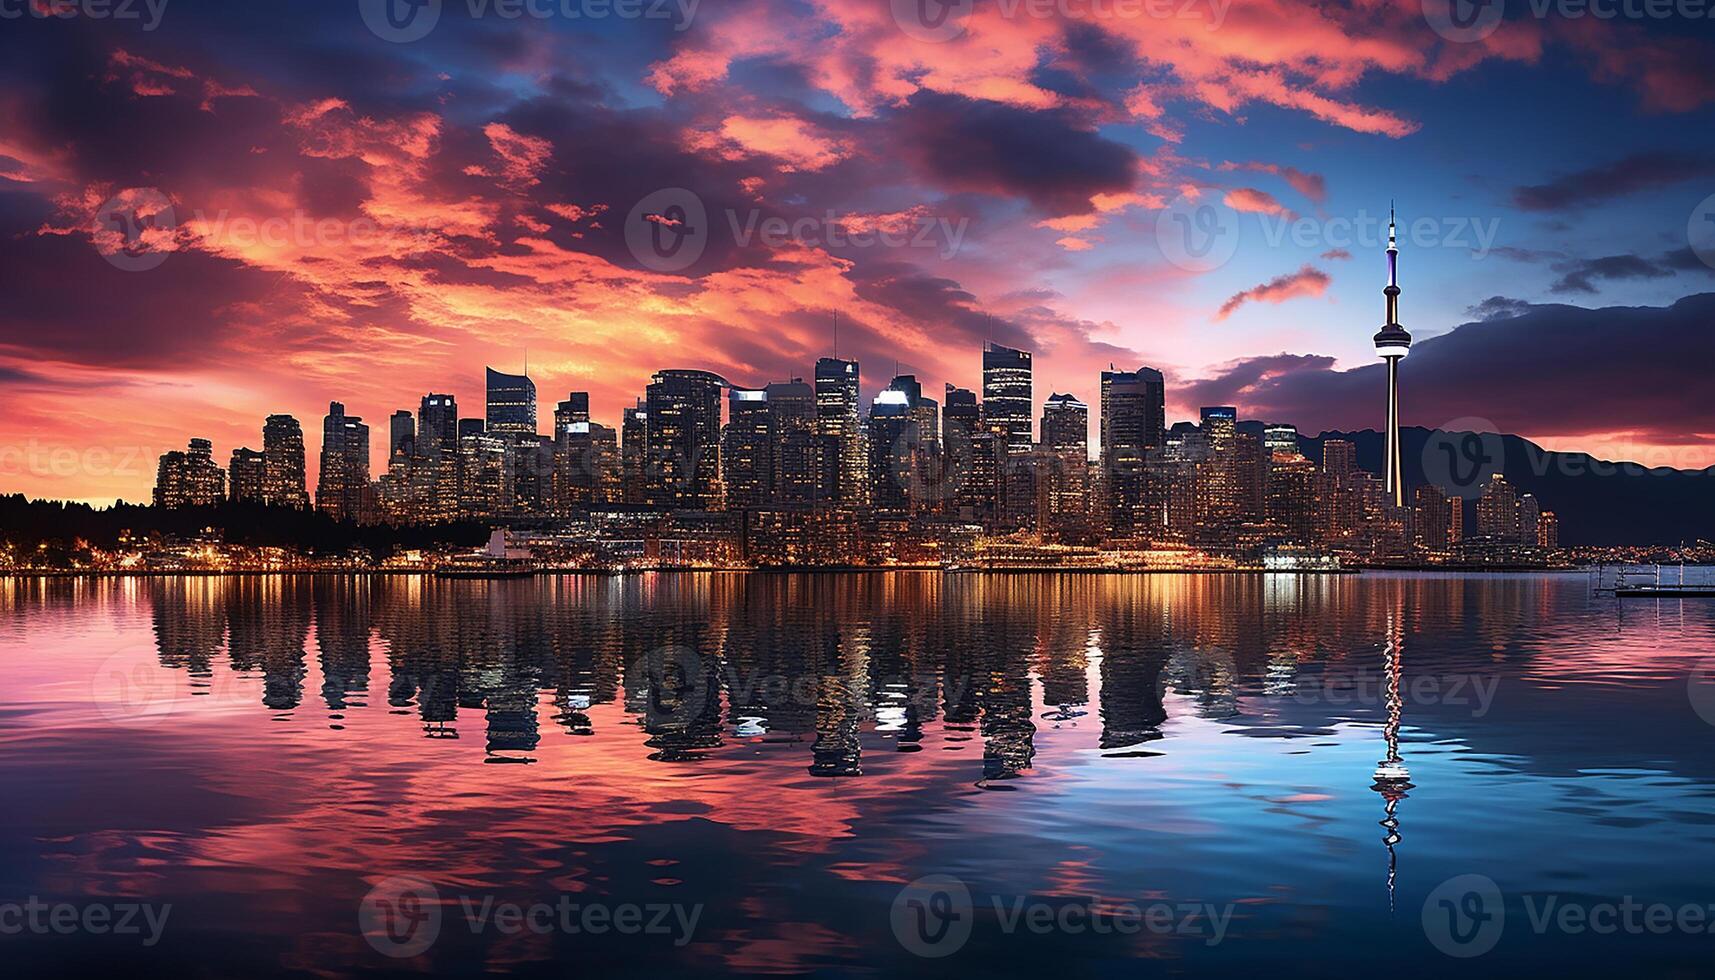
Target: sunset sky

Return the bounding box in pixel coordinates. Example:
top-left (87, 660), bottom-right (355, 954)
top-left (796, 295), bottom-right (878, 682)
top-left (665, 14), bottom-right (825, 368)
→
top-left (3, 0), bottom-right (1714, 503)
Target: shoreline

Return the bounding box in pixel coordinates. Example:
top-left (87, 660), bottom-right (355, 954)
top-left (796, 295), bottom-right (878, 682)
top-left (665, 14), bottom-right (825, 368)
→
top-left (1, 565), bottom-right (1591, 579)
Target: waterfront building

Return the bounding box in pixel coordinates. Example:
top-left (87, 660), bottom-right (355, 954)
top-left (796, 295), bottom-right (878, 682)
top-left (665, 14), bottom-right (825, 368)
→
top-left (261, 414), bottom-right (310, 509)
top-left (153, 438), bottom-right (226, 508)
top-left (645, 369), bottom-right (725, 510)
top-left (814, 357), bottom-right (864, 505)
top-left (315, 403), bottom-right (372, 523)
top-left (228, 447), bottom-right (266, 504)
top-left (485, 367), bottom-right (537, 436)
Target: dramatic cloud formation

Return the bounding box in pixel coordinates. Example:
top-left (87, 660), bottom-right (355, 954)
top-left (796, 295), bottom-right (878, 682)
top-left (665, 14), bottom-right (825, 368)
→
top-left (0, 1), bottom-right (1711, 502)
top-left (1215, 266), bottom-right (1331, 320)
top-left (1187, 294), bottom-right (1715, 458)
top-left (1512, 150), bottom-right (1713, 211)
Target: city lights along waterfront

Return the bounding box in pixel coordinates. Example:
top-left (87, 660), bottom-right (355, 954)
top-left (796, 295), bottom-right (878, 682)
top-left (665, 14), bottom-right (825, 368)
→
top-left (6, 228), bottom-right (1614, 575)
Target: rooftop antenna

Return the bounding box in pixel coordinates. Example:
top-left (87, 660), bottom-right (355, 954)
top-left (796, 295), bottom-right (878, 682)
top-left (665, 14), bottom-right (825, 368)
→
top-left (833, 312), bottom-right (839, 358)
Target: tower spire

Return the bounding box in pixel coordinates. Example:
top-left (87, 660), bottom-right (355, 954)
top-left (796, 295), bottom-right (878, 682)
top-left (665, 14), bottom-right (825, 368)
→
top-left (1374, 202), bottom-right (1412, 508)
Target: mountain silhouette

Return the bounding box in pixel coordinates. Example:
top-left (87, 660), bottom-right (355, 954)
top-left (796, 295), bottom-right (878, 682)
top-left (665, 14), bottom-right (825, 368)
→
top-left (1300, 427), bottom-right (1713, 546)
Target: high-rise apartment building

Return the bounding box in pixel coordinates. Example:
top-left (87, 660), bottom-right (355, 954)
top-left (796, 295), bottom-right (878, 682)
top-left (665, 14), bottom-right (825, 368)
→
top-left (485, 367), bottom-right (537, 436)
top-left (814, 357), bottom-right (863, 504)
top-left (261, 414), bottom-right (310, 509)
top-left (316, 402), bottom-right (372, 523)
top-left (645, 369), bottom-right (725, 509)
top-left (153, 438), bottom-right (226, 508)
top-left (228, 447), bottom-right (266, 503)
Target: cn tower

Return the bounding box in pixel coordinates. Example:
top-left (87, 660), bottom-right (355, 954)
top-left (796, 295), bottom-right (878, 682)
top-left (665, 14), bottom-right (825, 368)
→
top-left (1374, 205), bottom-right (1411, 507)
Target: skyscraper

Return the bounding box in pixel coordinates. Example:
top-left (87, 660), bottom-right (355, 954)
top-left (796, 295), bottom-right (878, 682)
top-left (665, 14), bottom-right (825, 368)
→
top-left (316, 402), bottom-right (371, 523)
top-left (645, 369), bottom-right (725, 509)
top-left (722, 388), bottom-right (772, 509)
top-left (388, 410), bottom-right (415, 461)
top-left (1040, 393), bottom-right (1091, 540)
top-left (867, 388), bottom-right (915, 516)
top-left (154, 438), bottom-right (225, 508)
top-left (1375, 206), bottom-right (1412, 507)
top-left (982, 342), bottom-right (1033, 526)
top-left (418, 395), bottom-right (458, 454)
top-left (1099, 366), bottom-right (1165, 533)
top-left (982, 342), bottom-right (1033, 456)
top-left (261, 414), bottom-right (310, 509)
top-left (765, 378), bottom-right (826, 505)
top-left (814, 357), bottom-right (863, 504)
top-left (228, 447), bottom-right (266, 503)
top-left (485, 367), bottom-right (537, 436)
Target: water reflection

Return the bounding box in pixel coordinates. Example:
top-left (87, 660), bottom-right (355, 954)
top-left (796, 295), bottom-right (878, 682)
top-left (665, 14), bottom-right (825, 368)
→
top-left (5, 572), bottom-right (1715, 977)
top-left (1, 571), bottom-right (1631, 778)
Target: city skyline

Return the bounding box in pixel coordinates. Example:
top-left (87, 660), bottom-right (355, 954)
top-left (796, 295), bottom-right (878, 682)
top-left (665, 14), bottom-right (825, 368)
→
top-left (3, 4), bottom-right (1715, 505)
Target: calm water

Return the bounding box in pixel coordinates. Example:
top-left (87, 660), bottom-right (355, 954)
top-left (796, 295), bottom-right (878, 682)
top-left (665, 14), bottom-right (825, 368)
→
top-left (3, 572), bottom-right (1714, 977)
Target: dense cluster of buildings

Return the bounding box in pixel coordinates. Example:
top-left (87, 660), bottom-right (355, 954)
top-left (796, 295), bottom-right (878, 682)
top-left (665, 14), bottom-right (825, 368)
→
top-left (148, 219), bottom-right (1561, 568)
top-left (148, 348), bottom-right (1559, 568)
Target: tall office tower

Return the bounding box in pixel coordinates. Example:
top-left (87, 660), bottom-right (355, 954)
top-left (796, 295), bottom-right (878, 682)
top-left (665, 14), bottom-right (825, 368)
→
top-left (885, 375), bottom-right (942, 508)
top-left (1197, 406), bottom-right (1240, 524)
top-left (765, 378), bottom-right (824, 504)
top-left (1099, 366), bottom-right (1165, 533)
top-left (316, 402), bottom-right (372, 523)
top-left (1322, 439), bottom-right (1357, 480)
top-left (1267, 449), bottom-right (1319, 543)
top-left (982, 342), bottom-right (1033, 526)
top-left (982, 342), bottom-right (1033, 452)
top-left (814, 357), bottom-right (863, 504)
top-left (507, 435), bottom-right (554, 515)
top-left (1232, 431), bottom-right (1267, 523)
top-left (261, 414), bottom-right (310, 509)
top-left (458, 418), bottom-right (485, 439)
top-left (1412, 484), bottom-right (1456, 553)
top-left (457, 432), bottom-right (507, 519)
top-left (644, 369), bottom-right (725, 509)
top-left (418, 394), bottom-right (458, 454)
top-left (413, 394), bottom-right (460, 522)
top-left (1374, 206), bottom-right (1412, 507)
top-left (621, 400), bottom-right (648, 503)
top-left (1518, 493), bottom-right (1541, 545)
top-left (388, 410), bottom-right (416, 461)
top-left (485, 367), bottom-right (537, 436)
top-left (1477, 473), bottom-right (1520, 542)
top-left (1263, 423), bottom-right (1299, 457)
top-left (1040, 393), bottom-right (1091, 540)
top-left (228, 447), bottom-right (267, 503)
top-left (558, 392), bottom-right (590, 427)
top-left (153, 438), bottom-right (226, 508)
top-left (722, 388), bottom-right (772, 509)
top-left (556, 419), bottom-right (621, 508)
top-left (1449, 497), bottom-right (1464, 545)
top-left (942, 385), bottom-right (987, 522)
top-left (1536, 511), bottom-right (1558, 549)
top-left (867, 388), bottom-right (916, 516)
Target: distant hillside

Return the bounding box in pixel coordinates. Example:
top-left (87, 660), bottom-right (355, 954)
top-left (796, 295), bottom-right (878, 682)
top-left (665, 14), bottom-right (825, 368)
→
top-left (1301, 428), bottom-right (1713, 546)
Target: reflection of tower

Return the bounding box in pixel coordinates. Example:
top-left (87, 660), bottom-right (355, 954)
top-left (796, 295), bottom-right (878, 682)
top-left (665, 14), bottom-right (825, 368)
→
top-left (1369, 609), bottom-right (1413, 913)
top-left (1374, 206), bottom-right (1412, 508)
